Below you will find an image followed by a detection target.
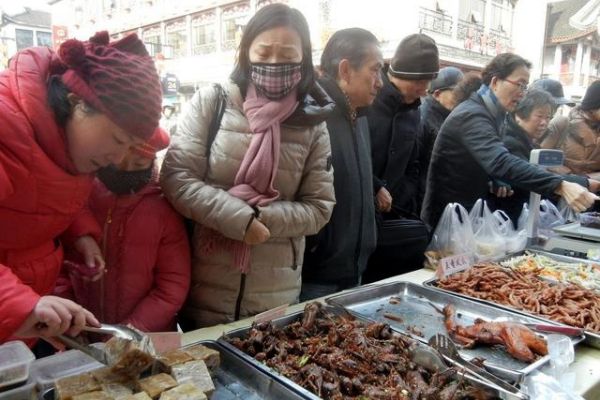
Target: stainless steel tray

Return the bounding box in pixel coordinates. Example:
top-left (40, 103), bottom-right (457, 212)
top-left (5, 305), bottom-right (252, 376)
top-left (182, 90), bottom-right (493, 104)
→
top-left (219, 305), bottom-right (526, 400)
top-left (553, 222), bottom-right (600, 242)
top-left (423, 253), bottom-right (600, 350)
top-left (41, 340), bottom-right (307, 400)
top-left (325, 282), bottom-right (582, 383)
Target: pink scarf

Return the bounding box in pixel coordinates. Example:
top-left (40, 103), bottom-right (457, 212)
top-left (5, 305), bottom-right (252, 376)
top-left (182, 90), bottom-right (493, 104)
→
top-left (201, 84), bottom-right (299, 273)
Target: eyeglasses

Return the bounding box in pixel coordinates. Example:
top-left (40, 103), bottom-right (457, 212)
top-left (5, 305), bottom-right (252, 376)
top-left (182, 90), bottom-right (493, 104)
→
top-left (503, 78), bottom-right (528, 91)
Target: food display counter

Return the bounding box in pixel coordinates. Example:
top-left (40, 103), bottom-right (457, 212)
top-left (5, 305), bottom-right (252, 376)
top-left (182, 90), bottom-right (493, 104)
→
top-left (182, 268), bottom-right (600, 400)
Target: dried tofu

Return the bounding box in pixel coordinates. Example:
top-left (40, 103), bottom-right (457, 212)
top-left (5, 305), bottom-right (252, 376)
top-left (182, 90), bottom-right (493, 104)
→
top-left (159, 383), bottom-right (207, 400)
top-left (182, 344), bottom-right (220, 369)
top-left (105, 337), bottom-right (154, 379)
top-left (92, 367), bottom-right (128, 384)
top-left (157, 349), bottom-right (193, 370)
top-left (122, 393), bottom-right (152, 400)
top-left (170, 360), bottom-right (214, 396)
top-left (137, 373), bottom-right (177, 399)
top-left (55, 373), bottom-right (101, 400)
top-left (101, 382), bottom-right (134, 399)
top-left (71, 392), bottom-right (113, 400)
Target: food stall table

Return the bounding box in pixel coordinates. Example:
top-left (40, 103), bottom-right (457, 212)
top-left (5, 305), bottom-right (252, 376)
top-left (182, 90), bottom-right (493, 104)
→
top-left (182, 268), bottom-right (600, 399)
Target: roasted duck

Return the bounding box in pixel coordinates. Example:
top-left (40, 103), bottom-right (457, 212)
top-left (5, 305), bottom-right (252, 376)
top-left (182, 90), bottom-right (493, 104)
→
top-left (443, 304), bottom-right (548, 363)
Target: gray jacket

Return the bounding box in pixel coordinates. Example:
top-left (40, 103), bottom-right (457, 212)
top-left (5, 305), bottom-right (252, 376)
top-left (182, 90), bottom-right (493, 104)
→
top-left (160, 82), bottom-right (335, 326)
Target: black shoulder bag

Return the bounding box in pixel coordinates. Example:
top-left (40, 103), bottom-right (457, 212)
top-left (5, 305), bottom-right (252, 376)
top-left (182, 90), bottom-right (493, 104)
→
top-left (183, 84), bottom-right (228, 241)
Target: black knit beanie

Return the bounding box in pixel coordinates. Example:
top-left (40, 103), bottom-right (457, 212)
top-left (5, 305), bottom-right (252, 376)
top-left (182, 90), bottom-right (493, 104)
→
top-left (389, 33), bottom-right (439, 80)
top-left (581, 80), bottom-right (600, 111)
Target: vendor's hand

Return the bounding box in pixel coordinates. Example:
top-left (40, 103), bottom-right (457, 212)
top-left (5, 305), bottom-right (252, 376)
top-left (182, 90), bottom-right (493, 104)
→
top-left (376, 187), bottom-right (393, 212)
top-left (556, 181), bottom-right (600, 213)
top-left (74, 235), bottom-right (105, 282)
top-left (243, 218), bottom-right (270, 245)
top-left (13, 295), bottom-right (99, 338)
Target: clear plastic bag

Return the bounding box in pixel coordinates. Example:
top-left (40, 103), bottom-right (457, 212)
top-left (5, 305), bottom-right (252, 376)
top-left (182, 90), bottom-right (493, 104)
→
top-left (424, 203), bottom-right (475, 269)
top-left (517, 200), bottom-right (565, 237)
top-left (558, 197), bottom-right (580, 223)
top-left (540, 199), bottom-right (565, 229)
top-left (468, 199), bottom-right (506, 261)
top-left (493, 209), bottom-right (527, 253)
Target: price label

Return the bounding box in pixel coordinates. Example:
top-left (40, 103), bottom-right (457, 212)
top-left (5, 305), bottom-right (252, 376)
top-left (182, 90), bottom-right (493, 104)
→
top-left (254, 303), bottom-right (289, 324)
top-left (148, 332), bottom-right (182, 353)
top-left (437, 253), bottom-right (474, 278)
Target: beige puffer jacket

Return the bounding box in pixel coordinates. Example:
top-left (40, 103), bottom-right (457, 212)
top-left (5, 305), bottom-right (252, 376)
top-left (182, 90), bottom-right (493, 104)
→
top-left (160, 82), bottom-right (335, 327)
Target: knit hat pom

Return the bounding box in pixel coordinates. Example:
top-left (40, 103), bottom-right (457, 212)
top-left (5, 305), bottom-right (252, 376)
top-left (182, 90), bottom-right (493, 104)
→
top-left (59, 39), bottom-right (87, 68)
top-left (89, 31), bottom-right (110, 46)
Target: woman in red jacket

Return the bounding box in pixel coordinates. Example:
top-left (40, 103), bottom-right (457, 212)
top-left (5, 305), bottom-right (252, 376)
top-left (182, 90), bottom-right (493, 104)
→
top-left (65, 129), bottom-right (191, 332)
top-left (0, 31), bottom-right (163, 342)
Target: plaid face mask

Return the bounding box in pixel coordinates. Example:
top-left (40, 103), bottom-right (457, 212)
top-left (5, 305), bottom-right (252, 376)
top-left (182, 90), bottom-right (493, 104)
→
top-left (250, 62), bottom-right (302, 100)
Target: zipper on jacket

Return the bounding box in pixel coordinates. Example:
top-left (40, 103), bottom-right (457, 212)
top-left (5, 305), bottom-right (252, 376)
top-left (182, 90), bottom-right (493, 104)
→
top-left (350, 122), bottom-right (365, 284)
top-left (289, 238), bottom-right (298, 270)
top-left (99, 205), bottom-right (114, 322)
top-left (234, 273), bottom-right (247, 321)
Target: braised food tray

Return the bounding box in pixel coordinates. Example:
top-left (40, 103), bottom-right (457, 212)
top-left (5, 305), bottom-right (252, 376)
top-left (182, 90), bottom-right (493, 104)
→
top-left (219, 304), bottom-right (527, 400)
top-left (326, 281), bottom-right (584, 382)
top-left (423, 261), bottom-right (600, 349)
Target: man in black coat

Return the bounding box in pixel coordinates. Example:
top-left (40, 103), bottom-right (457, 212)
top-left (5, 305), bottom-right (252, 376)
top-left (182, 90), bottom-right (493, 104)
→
top-left (369, 33), bottom-right (440, 217)
top-left (363, 34), bottom-right (439, 283)
top-left (301, 28), bottom-right (383, 300)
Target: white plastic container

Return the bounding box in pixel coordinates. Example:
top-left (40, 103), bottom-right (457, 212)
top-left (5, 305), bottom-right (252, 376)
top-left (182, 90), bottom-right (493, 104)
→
top-left (0, 341), bottom-right (35, 390)
top-left (29, 348), bottom-right (104, 392)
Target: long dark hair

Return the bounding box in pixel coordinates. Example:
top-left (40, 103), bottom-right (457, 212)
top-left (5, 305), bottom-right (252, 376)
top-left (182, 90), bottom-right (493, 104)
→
top-left (230, 3), bottom-right (314, 100)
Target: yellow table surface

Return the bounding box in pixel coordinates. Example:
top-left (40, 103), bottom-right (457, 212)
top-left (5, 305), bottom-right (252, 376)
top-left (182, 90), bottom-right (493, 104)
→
top-left (182, 268), bottom-right (600, 399)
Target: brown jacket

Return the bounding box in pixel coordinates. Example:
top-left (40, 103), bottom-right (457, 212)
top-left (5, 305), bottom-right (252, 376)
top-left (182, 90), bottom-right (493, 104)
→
top-left (160, 82), bottom-right (335, 327)
top-left (542, 108), bottom-right (600, 180)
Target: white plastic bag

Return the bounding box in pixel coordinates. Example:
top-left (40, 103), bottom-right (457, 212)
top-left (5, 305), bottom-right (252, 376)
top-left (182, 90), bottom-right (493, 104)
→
top-left (558, 197), bottom-right (579, 223)
top-left (493, 209), bottom-right (526, 253)
top-left (540, 199), bottom-right (565, 229)
top-left (468, 199), bottom-right (506, 261)
top-left (424, 203), bottom-right (475, 269)
top-left (517, 200), bottom-right (565, 237)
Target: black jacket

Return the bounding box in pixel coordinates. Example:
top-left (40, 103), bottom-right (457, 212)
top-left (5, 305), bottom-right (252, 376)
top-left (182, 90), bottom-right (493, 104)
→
top-left (302, 76), bottom-right (377, 286)
top-left (422, 89), bottom-right (564, 229)
top-left (368, 71), bottom-right (423, 215)
top-left (491, 116), bottom-right (589, 225)
top-left (420, 95), bottom-right (451, 174)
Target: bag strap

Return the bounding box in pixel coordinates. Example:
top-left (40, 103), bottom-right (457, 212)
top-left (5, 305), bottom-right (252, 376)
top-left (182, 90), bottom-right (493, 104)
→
top-left (205, 83), bottom-right (227, 158)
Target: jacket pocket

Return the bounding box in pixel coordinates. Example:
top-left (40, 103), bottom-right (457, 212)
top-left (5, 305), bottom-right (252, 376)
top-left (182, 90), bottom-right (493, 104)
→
top-left (289, 238), bottom-right (298, 270)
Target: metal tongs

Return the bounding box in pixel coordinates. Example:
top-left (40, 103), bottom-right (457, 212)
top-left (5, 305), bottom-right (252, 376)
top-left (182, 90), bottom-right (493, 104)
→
top-left (55, 324), bottom-right (145, 365)
top-left (429, 334), bottom-right (529, 400)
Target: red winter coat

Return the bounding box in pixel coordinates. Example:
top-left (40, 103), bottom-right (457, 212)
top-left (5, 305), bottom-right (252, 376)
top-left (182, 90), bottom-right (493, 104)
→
top-left (67, 176), bottom-right (190, 332)
top-left (0, 48), bottom-right (100, 342)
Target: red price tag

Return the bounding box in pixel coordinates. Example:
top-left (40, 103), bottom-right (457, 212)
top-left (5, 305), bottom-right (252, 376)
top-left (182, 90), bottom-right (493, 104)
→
top-left (436, 253), bottom-right (474, 278)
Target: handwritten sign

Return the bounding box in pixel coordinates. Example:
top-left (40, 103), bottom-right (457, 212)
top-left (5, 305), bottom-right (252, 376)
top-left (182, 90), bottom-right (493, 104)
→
top-left (436, 253), bottom-right (474, 278)
top-left (254, 303), bottom-right (289, 324)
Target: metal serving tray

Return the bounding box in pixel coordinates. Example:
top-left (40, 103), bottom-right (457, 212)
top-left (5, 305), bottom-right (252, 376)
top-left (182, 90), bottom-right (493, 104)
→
top-left (326, 281), bottom-right (584, 383)
top-left (553, 222), bottom-right (600, 242)
top-left (423, 250), bottom-right (600, 349)
top-left (42, 340), bottom-right (307, 400)
top-left (219, 305), bottom-right (527, 400)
